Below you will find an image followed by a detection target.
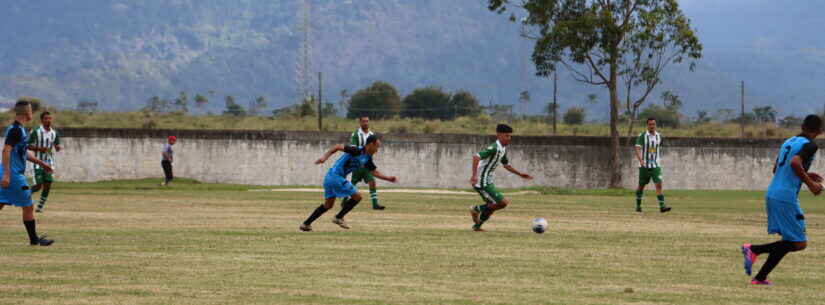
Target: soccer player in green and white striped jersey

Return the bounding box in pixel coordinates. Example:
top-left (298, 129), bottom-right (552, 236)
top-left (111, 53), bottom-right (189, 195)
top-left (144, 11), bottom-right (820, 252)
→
top-left (469, 124), bottom-right (533, 231)
top-left (28, 112), bottom-right (61, 213)
top-left (347, 116), bottom-right (385, 210)
top-left (633, 117), bottom-right (671, 213)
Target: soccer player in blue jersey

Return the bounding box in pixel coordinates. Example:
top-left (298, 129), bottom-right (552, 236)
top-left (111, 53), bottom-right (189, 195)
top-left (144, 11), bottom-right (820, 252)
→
top-left (741, 114), bottom-right (823, 285)
top-left (0, 101), bottom-right (55, 246)
top-left (300, 135), bottom-right (397, 231)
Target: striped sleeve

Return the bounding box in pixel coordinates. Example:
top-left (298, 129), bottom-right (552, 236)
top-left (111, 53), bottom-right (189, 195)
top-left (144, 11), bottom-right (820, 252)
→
top-left (634, 133), bottom-right (644, 146)
top-left (350, 132), bottom-right (359, 146)
top-left (27, 129), bottom-right (37, 144)
top-left (54, 131), bottom-right (60, 145)
top-left (477, 145), bottom-right (496, 159)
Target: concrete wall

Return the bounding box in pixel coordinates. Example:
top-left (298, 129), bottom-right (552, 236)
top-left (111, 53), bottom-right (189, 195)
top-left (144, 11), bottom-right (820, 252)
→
top-left (34, 129), bottom-right (825, 190)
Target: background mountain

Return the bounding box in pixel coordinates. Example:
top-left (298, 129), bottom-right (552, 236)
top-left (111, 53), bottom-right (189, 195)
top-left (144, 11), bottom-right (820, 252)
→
top-left (1, 0), bottom-right (823, 119)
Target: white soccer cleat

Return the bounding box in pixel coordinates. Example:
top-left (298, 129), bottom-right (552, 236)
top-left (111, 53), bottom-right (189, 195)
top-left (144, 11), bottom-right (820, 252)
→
top-left (332, 217), bottom-right (350, 229)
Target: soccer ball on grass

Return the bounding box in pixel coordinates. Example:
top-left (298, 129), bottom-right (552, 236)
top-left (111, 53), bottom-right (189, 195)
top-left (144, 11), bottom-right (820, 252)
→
top-left (532, 217), bottom-right (548, 234)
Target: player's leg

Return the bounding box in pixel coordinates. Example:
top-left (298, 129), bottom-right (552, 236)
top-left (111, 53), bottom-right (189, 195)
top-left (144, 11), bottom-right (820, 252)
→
top-left (35, 170), bottom-right (54, 212)
top-left (636, 168), bottom-right (650, 212)
top-left (161, 161), bottom-right (173, 186)
top-left (745, 199), bottom-right (806, 284)
top-left (471, 185), bottom-right (505, 231)
top-left (335, 192), bottom-right (363, 221)
top-left (301, 197), bottom-right (337, 231)
top-left (652, 168), bottom-right (670, 212)
top-left (15, 180), bottom-right (53, 246)
top-left (367, 179), bottom-right (383, 210)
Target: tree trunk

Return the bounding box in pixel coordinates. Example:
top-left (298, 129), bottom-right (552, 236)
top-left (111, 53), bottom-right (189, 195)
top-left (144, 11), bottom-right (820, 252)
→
top-left (608, 64), bottom-right (623, 188)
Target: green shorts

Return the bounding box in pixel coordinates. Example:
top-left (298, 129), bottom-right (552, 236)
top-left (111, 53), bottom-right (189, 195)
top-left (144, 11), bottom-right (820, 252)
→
top-left (34, 168), bottom-right (54, 184)
top-left (638, 167), bottom-right (662, 186)
top-left (351, 168), bottom-right (375, 185)
top-left (474, 184), bottom-right (504, 204)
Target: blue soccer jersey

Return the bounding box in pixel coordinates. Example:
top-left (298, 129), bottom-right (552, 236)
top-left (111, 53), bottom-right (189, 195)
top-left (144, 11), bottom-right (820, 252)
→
top-left (327, 145), bottom-right (376, 178)
top-left (1, 121), bottom-right (29, 176)
top-left (766, 135), bottom-right (819, 202)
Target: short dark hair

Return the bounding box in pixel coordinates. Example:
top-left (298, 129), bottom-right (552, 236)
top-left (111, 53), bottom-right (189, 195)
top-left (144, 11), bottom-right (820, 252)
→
top-left (647, 117), bottom-right (656, 123)
top-left (359, 116), bottom-right (370, 120)
top-left (40, 111), bottom-right (51, 119)
top-left (14, 101), bottom-right (30, 115)
top-left (496, 124), bottom-right (513, 133)
top-left (365, 134), bottom-right (381, 145)
top-left (802, 114), bottom-right (823, 132)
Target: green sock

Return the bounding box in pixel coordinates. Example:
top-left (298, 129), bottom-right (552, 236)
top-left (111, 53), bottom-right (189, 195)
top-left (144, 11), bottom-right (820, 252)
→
top-left (657, 194), bottom-right (665, 208)
top-left (370, 188), bottom-right (379, 207)
top-left (635, 190), bottom-right (643, 209)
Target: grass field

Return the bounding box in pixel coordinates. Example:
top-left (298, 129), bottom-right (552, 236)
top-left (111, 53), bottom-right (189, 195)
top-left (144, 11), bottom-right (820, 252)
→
top-left (1, 179), bottom-right (824, 305)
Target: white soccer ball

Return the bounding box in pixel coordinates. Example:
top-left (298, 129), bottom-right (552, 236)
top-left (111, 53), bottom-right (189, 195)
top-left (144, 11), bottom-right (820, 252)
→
top-left (532, 217), bottom-right (548, 234)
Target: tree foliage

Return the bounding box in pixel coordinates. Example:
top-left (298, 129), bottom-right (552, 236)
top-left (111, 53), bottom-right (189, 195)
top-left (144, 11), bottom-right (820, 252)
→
top-left (450, 90), bottom-right (483, 117)
top-left (347, 82), bottom-right (402, 119)
top-left (401, 87), bottom-right (452, 120)
top-left (563, 107), bottom-right (586, 125)
top-left (223, 95), bottom-right (246, 116)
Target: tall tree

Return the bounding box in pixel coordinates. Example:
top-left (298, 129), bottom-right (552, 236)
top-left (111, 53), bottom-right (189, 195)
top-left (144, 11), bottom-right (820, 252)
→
top-left (194, 94), bottom-right (209, 113)
top-left (174, 91), bottom-right (189, 113)
top-left (402, 87), bottom-right (452, 120)
top-left (450, 90), bottom-right (483, 118)
top-left (347, 82), bottom-right (402, 119)
top-left (488, 0), bottom-right (702, 187)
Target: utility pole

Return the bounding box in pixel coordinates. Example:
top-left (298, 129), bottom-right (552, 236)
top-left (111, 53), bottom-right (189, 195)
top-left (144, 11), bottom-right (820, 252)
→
top-left (553, 70), bottom-right (558, 135)
top-left (740, 81), bottom-right (745, 138)
top-left (295, 0), bottom-right (313, 105)
top-left (318, 72), bottom-right (323, 131)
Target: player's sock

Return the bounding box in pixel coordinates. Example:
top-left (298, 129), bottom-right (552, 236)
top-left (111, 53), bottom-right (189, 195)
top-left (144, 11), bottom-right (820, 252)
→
top-left (335, 198), bottom-right (360, 219)
top-left (754, 241), bottom-right (794, 281)
top-left (37, 188), bottom-right (50, 212)
top-left (369, 189), bottom-right (379, 208)
top-left (23, 220), bottom-right (38, 244)
top-left (657, 194), bottom-right (665, 208)
top-left (750, 241), bottom-right (784, 255)
top-left (303, 205), bottom-right (328, 225)
top-left (635, 190), bottom-right (643, 209)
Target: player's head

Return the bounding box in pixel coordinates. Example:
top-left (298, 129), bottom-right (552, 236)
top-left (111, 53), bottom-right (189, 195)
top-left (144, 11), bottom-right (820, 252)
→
top-left (801, 114), bottom-right (823, 137)
top-left (646, 117), bottom-right (657, 132)
top-left (358, 116), bottom-right (370, 131)
top-left (496, 124), bottom-right (513, 146)
top-left (41, 111), bottom-right (53, 127)
top-left (168, 135), bottom-right (177, 145)
top-left (13, 100), bottom-right (32, 122)
top-left (364, 134), bottom-right (381, 154)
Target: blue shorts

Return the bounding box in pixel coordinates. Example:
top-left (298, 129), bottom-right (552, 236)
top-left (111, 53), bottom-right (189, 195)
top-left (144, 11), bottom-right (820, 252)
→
top-left (0, 174), bottom-right (33, 207)
top-left (766, 196), bottom-right (806, 242)
top-left (323, 174), bottom-right (358, 199)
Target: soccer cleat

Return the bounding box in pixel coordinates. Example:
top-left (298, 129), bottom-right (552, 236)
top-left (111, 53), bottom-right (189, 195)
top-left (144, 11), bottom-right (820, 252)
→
top-left (470, 206), bottom-right (481, 225)
top-left (472, 224), bottom-right (485, 232)
top-left (30, 235), bottom-right (54, 246)
top-left (660, 206), bottom-right (671, 213)
top-left (635, 207), bottom-right (642, 213)
top-left (332, 217), bottom-right (350, 229)
top-left (299, 224), bottom-right (312, 232)
top-left (35, 208), bottom-right (43, 213)
top-left (372, 204), bottom-right (386, 210)
top-left (741, 244), bottom-right (758, 276)
top-left (750, 278), bottom-right (772, 286)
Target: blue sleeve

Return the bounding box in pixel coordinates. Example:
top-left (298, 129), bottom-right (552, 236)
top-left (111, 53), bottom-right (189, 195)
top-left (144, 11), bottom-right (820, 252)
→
top-left (4, 127), bottom-right (22, 146)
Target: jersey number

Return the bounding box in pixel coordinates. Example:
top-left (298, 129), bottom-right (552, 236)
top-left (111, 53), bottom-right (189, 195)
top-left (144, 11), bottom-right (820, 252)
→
top-left (778, 145), bottom-right (792, 167)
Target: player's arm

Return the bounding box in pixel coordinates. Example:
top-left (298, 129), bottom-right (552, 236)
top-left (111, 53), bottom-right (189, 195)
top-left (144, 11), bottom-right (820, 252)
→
top-left (27, 151), bottom-right (52, 174)
top-left (54, 133), bottom-right (61, 152)
top-left (470, 146), bottom-right (495, 185)
top-left (350, 132), bottom-right (359, 146)
top-left (503, 164), bottom-right (533, 180)
top-left (366, 159), bottom-right (397, 183)
top-left (315, 144), bottom-right (353, 164)
top-left (1, 145), bottom-right (11, 188)
top-left (634, 134), bottom-right (644, 166)
top-left (791, 143), bottom-right (822, 195)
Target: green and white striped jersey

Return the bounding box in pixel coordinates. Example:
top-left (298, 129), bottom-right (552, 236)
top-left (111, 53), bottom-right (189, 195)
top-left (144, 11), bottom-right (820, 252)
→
top-left (350, 128), bottom-right (373, 146)
top-left (28, 125), bottom-right (60, 169)
top-left (475, 140), bottom-right (509, 188)
top-left (635, 131), bottom-right (661, 168)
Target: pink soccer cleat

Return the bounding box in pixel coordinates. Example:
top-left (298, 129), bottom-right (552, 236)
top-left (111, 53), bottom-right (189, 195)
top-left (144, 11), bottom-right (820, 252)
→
top-left (741, 244), bottom-right (758, 276)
